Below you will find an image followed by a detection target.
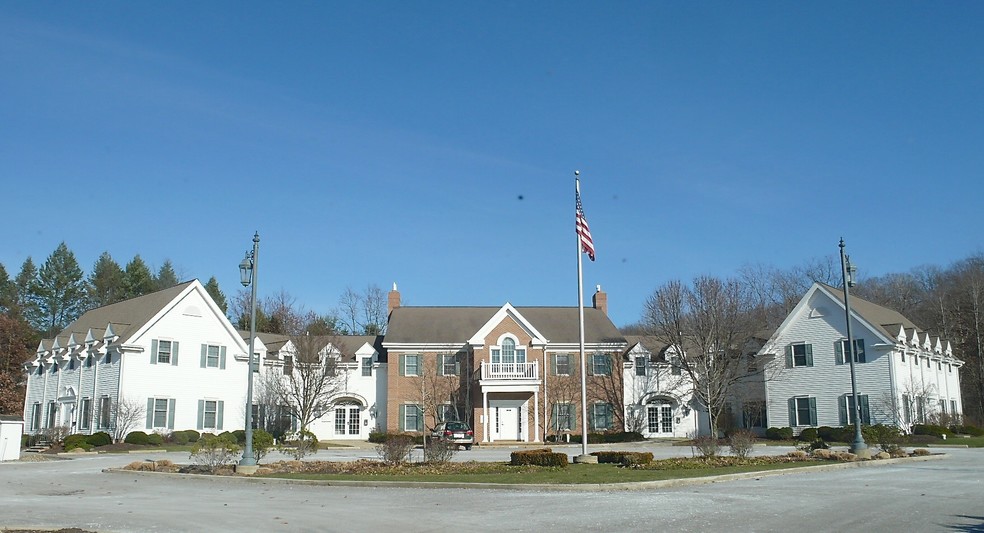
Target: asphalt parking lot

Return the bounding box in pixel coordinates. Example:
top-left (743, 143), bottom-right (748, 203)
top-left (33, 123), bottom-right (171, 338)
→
top-left (2, 442), bottom-right (982, 532)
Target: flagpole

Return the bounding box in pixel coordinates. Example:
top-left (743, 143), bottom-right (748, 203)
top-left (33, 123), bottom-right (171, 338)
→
top-left (575, 171), bottom-right (590, 460)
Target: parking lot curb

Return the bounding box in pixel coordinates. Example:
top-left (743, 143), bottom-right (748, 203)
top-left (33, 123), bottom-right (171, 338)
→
top-left (102, 453), bottom-right (945, 492)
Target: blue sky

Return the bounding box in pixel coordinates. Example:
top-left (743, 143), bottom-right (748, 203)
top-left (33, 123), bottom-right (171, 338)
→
top-left (2, 2), bottom-right (982, 328)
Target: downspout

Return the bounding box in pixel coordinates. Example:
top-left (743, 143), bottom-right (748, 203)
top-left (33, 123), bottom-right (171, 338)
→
top-left (887, 346), bottom-right (898, 426)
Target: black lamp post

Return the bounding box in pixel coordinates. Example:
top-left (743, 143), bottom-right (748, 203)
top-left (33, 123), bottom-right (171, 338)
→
top-left (238, 232), bottom-right (260, 468)
top-left (839, 238), bottom-right (869, 457)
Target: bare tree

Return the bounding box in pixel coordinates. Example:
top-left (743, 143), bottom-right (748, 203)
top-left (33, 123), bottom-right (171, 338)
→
top-left (643, 276), bottom-right (765, 437)
top-left (261, 333), bottom-right (344, 440)
top-left (337, 284), bottom-right (388, 335)
top-left (544, 357), bottom-right (581, 441)
top-left (872, 381), bottom-right (939, 434)
top-left (112, 396), bottom-right (146, 443)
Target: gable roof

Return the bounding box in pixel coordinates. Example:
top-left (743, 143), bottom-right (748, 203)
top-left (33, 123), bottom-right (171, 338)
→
top-left (384, 306), bottom-right (625, 346)
top-left (46, 281), bottom-right (196, 347)
top-left (623, 335), bottom-right (670, 361)
top-left (817, 283), bottom-right (922, 341)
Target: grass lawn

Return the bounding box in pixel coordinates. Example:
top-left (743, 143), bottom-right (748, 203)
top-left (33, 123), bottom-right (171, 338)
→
top-left (260, 460), bottom-right (829, 484)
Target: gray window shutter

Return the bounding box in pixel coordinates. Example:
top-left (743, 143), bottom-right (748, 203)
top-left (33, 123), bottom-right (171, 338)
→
top-left (151, 340), bottom-right (158, 365)
top-left (167, 399), bottom-right (176, 429)
top-left (785, 345), bottom-right (793, 368)
top-left (588, 405), bottom-right (596, 431)
top-left (551, 404), bottom-right (559, 431)
top-left (788, 398), bottom-right (796, 426)
top-left (860, 395), bottom-right (869, 424)
top-left (200, 344), bottom-right (207, 368)
top-left (146, 398), bottom-right (154, 429)
top-left (569, 404), bottom-right (576, 430)
top-left (416, 404), bottom-right (424, 431)
top-left (551, 355), bottom-right (557, 375)
top-left (398, 404), bottom-right (406, 432)
top-left (857, 340), bottom-right (866, 363)
top-left (805, 344), bottom-right (814, 367)
top-left (437, 354), bottom-right (445, 376)
top-left (808, 397), bottom-right (817, 426)
top-left (835, 341), bottom-right (844, 365)
top-left (839, 396), bottom-right (848, 426)
top-left (399, 355), bottom-right (406, 377)
top-left (217, 401), bottom-right (224, 430)
top-left (220, 346), bottom-right (227, 369)
top-left (172, 341), bottom-right (179, 366)
top-left (197, 400), bottom-right (205, 430)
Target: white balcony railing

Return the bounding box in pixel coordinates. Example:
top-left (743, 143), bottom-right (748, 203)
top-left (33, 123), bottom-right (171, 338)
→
top-left (480, 361), bottom-right (538, 380)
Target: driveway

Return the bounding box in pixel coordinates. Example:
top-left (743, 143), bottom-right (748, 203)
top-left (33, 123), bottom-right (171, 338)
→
top-left (1, 444), bottom-right (982, 532)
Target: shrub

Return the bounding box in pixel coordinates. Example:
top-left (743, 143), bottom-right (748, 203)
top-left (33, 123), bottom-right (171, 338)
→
top-left (912, 424), bottom-right (950, 438)
top-left (368, 430), bottom-right (387, 443)
top-left (953, 424), bottom-right (984, 436)
top-left (171, 430), bottom-right (191, 445)
top-left (811, 448), bottom-right (835, 460)
top-left (510, 449), bottom-right (568, 467)
top-left (568, 431), bottom-right (645, 444)
top-left (252, 429), bottom-right (275, 462)
top-left (184, 430), bottom-right (201, 442)
top-left (86, 432), bottom-right (112, 447)
top-left (591, 451), bottom-right (654, 465)
top-left (21, 434), bottom-right (29, 448)
top-left (786, 450), bottom-right (808, 460)
top-left (279, 430), bottom-right (320, 460)
top-left (911, 448), bottom-right (931, 456)
top-left (63, 434), bottom-right (93, 451)
top-left (728, 429), bottom-right (757, 459)
top-left (798, 428), bottom-right (818, 442)
top-left (146, 433), bottom-right (164, 446)
top-left (864, 424), bottom-right (904, 454)
top-left (765, 427), bottom-right (793, 440)
top-left (906, 434), bottom-right (936, 445)
top-left (376, 433), bottom-right (415, 464)
top-left (817, 426), bottom-right (838, 441)
top-left (692, 435), bottom-right (720, 458)
top-left (423, 439), bottom-right (456, 464)
top-left (124, 431), bottom-right (150, 445)
top-left (231, 429), bottom-right (247, 445)
top-left (190, 433), bottom-right (240, 472)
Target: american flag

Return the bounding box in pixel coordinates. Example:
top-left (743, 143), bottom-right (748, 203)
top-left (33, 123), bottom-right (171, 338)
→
top-left (576, 190), bottom-right (595, 261)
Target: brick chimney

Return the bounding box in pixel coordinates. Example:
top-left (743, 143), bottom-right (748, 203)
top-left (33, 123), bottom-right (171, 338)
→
top-left (388, 282), bottom-right (401, 315)
top-left (592, 284), bottom-right (607, 315)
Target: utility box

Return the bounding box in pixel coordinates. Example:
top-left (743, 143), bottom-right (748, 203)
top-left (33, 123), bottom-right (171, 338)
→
top-left (0, 415), bottom-right (25, 461)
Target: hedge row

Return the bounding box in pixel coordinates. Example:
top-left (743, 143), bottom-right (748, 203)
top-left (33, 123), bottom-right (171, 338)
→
top-left (590, 451), bottom-right (653, 465)
top-left (369, 432), bottom-right (424, 445)
top-left (510, 448), bottom-right (569, 467)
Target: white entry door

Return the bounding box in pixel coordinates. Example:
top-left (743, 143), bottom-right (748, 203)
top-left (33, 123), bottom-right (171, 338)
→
top-left (490, 399), bottom-right (526, 441)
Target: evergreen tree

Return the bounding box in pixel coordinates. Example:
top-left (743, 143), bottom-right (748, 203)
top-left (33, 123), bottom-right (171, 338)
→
top-left (0, 263), bottom-right (14, 313)
top-left (154, 260), bottom-right (180, 290)
top-left (87, 252), bottom-right (125, 308)
top-left (203, 276), bottom-right (228, 314)
top-left (121, 255), bottom-right (156, 299)
top-left (33, 242), bottom-right (87, 336)
top-left (14, 257), bottom-right (38, 319)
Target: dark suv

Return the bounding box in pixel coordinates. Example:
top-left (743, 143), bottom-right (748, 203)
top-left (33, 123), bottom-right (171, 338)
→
top-left (431, 421), bottom-right (474, 450)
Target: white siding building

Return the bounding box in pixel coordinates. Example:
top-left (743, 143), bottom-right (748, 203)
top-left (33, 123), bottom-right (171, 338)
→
top-left (757, 283), bottom-right (963, 434)
top-left (622, 337), bottom-right (698, 438)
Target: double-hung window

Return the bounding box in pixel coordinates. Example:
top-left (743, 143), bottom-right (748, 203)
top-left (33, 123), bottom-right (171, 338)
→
top-left (46, 401), bottom-right (57, 428)
top-left (840, 394), bottom-right (870, 425)
top-left (835, 339), bottom-right (866, 364)
top-left (403, 354), bottom-right (420, 376)
top-left (206, 345), bottom-right (220, 367)
top-left (786, 343), bottom-right (813, 367)
top-left (401, 404), bottom-right (423, 432)
top-left (30, 403), bottom-right (41, 431)
top-left (147, 397), bottom-right (174, 429)
top-left (361, 357), bottom-right (373, 376)
top-left (439, 353), bottom-right (459, 376)
top-left (156, 340), bottom-right (172, 364)
top-left (197, 399), bottom-right (223, 431)
top-left (670, 356), bottom-right (682, 376)
top-left (591, 354), bottom-right (611, 376)
top-left (551, 403), bottom-right (575, 432)
top-left (437, 403), bottom-right (456, 423)
top-left (591, 403), bottom-right (613, 430)
top-left (635, 356), bottom-right (647, 376)
top-left (554, 354), bottom-right (572, 376)
top-left (789, 396), bottom-right (817, 426)
top-left (79, 398), bottom-right (92, 430)
top-left (98, 397), bottom-right (111, 429)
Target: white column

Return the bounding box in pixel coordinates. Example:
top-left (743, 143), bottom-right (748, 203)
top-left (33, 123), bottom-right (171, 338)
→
top-left (533, 390), bottom-right (540, 442)
top-left (482, 391), bottom-right (489, 443)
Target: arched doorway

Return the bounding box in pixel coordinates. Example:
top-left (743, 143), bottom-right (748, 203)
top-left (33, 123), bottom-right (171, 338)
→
top-left (332, 400), bottom-right (363, 437)
top-left (646, 396), bottom-right (676, 436)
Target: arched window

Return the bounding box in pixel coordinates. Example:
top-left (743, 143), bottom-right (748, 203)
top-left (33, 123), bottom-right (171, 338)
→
top-left (501, 338), bottom-right (516, 363)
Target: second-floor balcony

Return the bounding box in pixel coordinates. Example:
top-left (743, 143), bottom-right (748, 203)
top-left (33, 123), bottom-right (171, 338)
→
top-left (480, 361), bottom-right (539, 381)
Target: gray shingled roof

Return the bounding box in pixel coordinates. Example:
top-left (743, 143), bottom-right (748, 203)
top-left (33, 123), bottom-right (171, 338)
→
top-left (384, 306), bottom-right (625, 345)
top-left (46, 281), bottom-right (196, 347)
top-left (819, 283), bottom-right (922, 340)
top-left (623, 335), bottom-right (670, 361)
